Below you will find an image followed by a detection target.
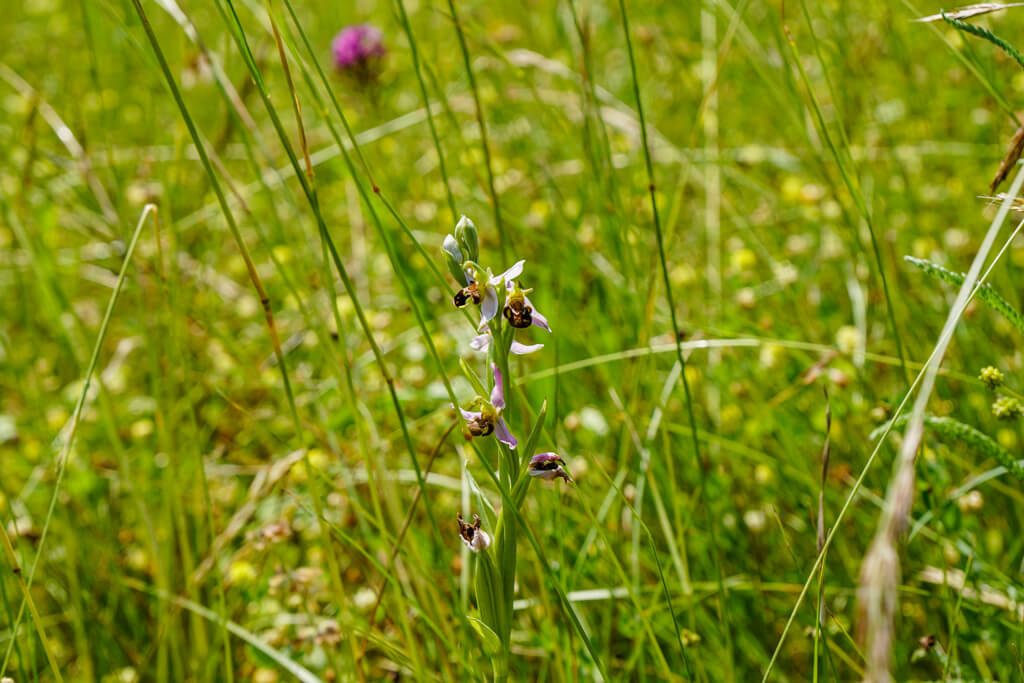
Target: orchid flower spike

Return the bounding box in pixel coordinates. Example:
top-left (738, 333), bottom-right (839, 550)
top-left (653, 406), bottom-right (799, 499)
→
top-left (457, 512), bottom-right (491, 552)
top-left (469, 331), bottom-right (543, 356)
top-left (452, 260), bottom-right (525, 324)
top-left (504, 280), bottom-right (551, 332)
top-left (528, 453), bottom-right (573, 484)
top-left (479, 261), bottom-right (525, 330)
top-left (457, 363), bottom-right (517, 448)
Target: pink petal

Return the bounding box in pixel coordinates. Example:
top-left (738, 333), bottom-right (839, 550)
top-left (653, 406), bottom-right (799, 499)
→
top-left (524, 295), bottom-right (551, 332)
top-left (494, 417), bottom-right (517, 449)
top-left (490, 363), bottom-right (505, 409)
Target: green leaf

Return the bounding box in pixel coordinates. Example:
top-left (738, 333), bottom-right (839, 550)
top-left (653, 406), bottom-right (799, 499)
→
top-left (473, 549), bottom-right (505, 651)
top-left (466, 615), bottom-right (501, 655)
top-left (461, 357), bottom-right (488, 397)
top-left (521, 399), bottom-right (548, 461)
top-left (512, 400), bottom-right (548, 509)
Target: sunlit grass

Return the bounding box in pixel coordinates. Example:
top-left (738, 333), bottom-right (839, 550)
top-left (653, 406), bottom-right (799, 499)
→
top-left (3, 0), bottom-right (1024, 680)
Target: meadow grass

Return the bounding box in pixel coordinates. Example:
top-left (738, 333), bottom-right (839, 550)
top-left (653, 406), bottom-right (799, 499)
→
top-left (3, 0), bottom-right (1024, 680)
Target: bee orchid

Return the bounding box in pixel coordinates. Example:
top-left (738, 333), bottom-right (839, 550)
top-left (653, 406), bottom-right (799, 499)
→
top-left (504, 280), bottom-right (551, 332)
top-left (478, 261), bottom-right (525, 329)
top-left (451, 260), bottom-right (525, 324)
top-left (457, 363), bottom-right (518, 448)
top-left (457, 512), bottom-right (491, 552)
top-left (527, 452), bottom-right (573, 484)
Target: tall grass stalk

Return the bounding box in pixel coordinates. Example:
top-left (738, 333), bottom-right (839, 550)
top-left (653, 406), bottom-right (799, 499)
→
top-left (127, 0), bottom-right (300, 432)
top-left (444, 0), bottom-right (507, 261)
top-left (213, 0), bottom-right (446, 555)
top-left (392, 0), bottom-right (458, 223)
top-left (859, 159), bottom-right (1024, 679)
top-left (783, 3), bottom-right (909, 385)
top-left (214, 1), bottom-right (487, 675)
top-left (0, 204), bottom-right (155, 680)
top-left (763, 163), bottom-right (1024, 680)
top-left (618, 0), bottom-right (728, 675)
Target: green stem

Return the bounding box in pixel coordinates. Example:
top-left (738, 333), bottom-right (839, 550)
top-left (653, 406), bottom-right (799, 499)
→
top-left (617, 0), bottom-right (710, 676)
top-left (445, 0), bottom-right (507, 262)
top-left (393, 0), bottom-right (458, 223)
top-left (0, 205), bottom-right (155, 679)
top-left (786, 6), bottom-right (909, 385)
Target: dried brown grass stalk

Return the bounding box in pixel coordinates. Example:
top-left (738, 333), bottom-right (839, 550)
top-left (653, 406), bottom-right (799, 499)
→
top-left (991, 124), bottom-right (1024, 192)
top-left (856, 163), bottom-right (1024, 681)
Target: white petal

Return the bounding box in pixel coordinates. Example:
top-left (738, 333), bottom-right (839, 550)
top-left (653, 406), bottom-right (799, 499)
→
top-left (471, 529), bottom-right (491, 551)
top-left (510, 341), bottom-right (543, 355)
top-left (490, 260), bottom-right (525, 285)
top-left (470, 334), bottom-right (491, 352)
top-left (480, 286), bottom-right (498, 325)
top-left (442, 234), bottom-right (463, 263)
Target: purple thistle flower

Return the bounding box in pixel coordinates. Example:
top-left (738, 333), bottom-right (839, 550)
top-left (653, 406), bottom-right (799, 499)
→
top-left (332, 24), bottom-right (386, 71)
top-left (528, 452), bottom-right (573, 484)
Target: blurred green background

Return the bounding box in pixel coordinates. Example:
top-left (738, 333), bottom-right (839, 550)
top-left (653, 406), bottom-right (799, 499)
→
top-left (2, 0), bottom-right (1024, 680)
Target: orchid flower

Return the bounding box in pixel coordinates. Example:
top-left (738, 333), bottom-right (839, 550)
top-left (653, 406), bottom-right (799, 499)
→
top-left (469, 331), bottom-right (543, 356)
top-left (478, 261), bottom-right (525, 330)
top-left (527, 453), bottom-right (573, 484)
top-left (457, 363), bottom-right (517, 448)
top-left (457, 512), bottom-right (491, 552)
top-left (452, 260), bottom-right (525, 323)
top-left (504, 280), bottom-right (551, 332)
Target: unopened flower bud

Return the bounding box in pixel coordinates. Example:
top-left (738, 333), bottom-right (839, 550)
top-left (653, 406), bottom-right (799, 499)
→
top-left (454, 215), bottom-right (479, 263)
top-left (442, 234), bottom-right (467, 285)
top-left (979, 366), bottom-right (1004, 389)
top-left (992, 395), bottom-right (1022, 420)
